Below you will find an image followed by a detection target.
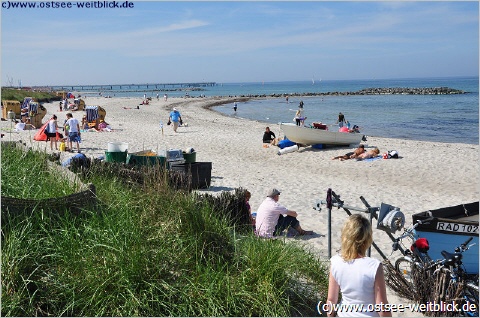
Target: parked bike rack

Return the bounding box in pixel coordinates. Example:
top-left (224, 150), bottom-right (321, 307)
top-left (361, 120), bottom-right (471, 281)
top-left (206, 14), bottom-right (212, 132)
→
top-left (313, 188), bottom-right (405, 259)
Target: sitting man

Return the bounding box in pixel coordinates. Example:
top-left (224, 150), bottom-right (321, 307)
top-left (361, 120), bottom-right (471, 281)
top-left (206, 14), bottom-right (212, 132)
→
top-left (255, 188), bottom-right (313, 238)
top-left (262, 126), bottom-right (279, 146)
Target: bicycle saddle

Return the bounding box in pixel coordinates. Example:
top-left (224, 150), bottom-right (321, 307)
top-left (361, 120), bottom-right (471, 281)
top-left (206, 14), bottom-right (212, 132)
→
top-left (441, 250), bottom-right (462, 266)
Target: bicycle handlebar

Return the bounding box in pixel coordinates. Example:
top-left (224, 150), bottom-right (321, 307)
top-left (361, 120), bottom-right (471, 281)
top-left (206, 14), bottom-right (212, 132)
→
top-left (463, 236), bottom-right (473, 246)
top-left (456, 237), bottom-right (475, 253)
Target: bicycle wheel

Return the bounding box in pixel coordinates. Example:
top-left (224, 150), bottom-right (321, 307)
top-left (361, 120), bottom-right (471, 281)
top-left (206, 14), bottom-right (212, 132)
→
top-left (395, 257), bottom-right (413, 284)
top-left (464, 282), bottom-right (479, 316)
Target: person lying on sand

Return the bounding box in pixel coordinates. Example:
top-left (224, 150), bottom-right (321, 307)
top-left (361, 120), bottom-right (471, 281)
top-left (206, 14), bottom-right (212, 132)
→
top-left (332, 144), bottom-right (365, 161)
top-left (355, 148), bottom-right (380, 160)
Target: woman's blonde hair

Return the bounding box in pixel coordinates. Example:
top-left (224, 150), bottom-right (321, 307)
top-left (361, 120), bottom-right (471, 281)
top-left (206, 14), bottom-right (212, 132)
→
top-left (340, 214), bottom-right (373, 261)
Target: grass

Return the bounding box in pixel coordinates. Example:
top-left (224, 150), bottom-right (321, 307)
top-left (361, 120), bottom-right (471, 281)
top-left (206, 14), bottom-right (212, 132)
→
top-left (1, 88), bottom-right (59, 103)
top-left (1, 145), bottom-right (79, 199)
top-left (1, 145), bottom-right (330, 316)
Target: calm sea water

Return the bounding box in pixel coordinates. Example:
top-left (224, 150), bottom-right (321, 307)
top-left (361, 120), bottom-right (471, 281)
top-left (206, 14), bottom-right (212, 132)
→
top-left (212, 77), bottom-right (479, 145)
top-left (73, 76), bottom-right (478, 144)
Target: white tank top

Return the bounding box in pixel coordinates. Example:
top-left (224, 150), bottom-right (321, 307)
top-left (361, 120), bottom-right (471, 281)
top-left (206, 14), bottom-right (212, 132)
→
top-left (330, 254), bottom-right (381, 317)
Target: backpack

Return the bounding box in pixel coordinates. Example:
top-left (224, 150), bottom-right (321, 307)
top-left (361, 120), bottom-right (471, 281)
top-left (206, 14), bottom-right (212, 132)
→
top-left (387, 150), bottom-right (399, 159)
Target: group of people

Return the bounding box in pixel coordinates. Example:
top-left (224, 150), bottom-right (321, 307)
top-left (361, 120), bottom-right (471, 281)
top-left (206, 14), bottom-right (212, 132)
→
top-left (45, 112), bottom-right (81, 152)
top-left (245, 188), bottom-right (391, 316)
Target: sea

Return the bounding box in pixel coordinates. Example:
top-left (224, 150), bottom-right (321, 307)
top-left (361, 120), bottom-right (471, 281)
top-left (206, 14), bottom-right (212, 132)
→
top-left (69, 76), bottom-right (479, 144)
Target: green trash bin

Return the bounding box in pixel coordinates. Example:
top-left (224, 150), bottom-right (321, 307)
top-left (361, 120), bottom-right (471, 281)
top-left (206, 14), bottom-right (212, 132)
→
top-left (182, 151), bottom-right (196, 163)
top-left (105, 151), bottom-right (128, 163)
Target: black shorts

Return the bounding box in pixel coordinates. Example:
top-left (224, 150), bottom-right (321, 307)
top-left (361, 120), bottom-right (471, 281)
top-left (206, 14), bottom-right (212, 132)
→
top-left (46, 132), bottom-right (57, 138)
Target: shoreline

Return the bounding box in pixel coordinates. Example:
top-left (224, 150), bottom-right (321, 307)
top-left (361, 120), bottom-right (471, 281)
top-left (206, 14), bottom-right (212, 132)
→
top-left (2, 96), bottom-right (478, 317)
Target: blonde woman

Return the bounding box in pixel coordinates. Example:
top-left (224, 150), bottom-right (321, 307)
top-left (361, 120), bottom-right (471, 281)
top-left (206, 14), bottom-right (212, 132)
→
top-left (326, 214), bottom-right (391, 317)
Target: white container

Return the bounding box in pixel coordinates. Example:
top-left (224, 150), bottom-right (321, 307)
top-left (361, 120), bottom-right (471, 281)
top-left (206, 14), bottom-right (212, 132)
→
top-left (108, 142), bottom-right (128, 152)
top-left (277, 144), bottom-right (299, 155)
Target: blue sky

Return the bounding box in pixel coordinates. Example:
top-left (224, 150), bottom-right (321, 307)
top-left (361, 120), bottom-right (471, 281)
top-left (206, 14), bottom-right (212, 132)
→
top-left (1, 1), bottom-right (478, 86)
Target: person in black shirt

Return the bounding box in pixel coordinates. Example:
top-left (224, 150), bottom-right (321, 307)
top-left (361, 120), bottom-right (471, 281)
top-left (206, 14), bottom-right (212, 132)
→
top-left (262, 126), bottom-right (276, 144)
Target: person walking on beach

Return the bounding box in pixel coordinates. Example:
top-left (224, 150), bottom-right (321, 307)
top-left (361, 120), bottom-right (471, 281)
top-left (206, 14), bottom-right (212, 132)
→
top-left (255, 188), bottom-right (313, 238)
top-left (233, 102), bottom-right (238, 112)
top-left (168, 107), bottom-right (183, 133)
top-left (65, 113), bottom-right (81, 153)
top-left (45, 114), bottom-right (59, 150)
top-left (337, 112), bottom-right (346, 128)
top-left (326, 214), bottom-right (391, 317)
top-left (164, 94), bottom-right (168, 101)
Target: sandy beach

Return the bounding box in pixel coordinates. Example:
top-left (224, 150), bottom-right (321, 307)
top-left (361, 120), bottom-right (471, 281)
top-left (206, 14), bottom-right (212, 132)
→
top-left (2, 96), bottom-right (478, 316)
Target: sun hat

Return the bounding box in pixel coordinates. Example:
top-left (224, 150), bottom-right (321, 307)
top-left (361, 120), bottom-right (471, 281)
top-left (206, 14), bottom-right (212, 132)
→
top-left (267, 188), bottom-right (281, 197)
top-left (173, 107), bottom-right (177, 111)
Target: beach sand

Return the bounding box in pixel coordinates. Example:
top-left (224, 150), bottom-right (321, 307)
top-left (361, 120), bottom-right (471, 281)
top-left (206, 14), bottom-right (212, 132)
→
top-left (3, 96), bottom-right (478, 316)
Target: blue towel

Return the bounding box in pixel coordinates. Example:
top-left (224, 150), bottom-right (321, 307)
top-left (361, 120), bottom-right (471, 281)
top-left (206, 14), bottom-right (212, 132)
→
top-left (359, 156), bottom-right (382, 162)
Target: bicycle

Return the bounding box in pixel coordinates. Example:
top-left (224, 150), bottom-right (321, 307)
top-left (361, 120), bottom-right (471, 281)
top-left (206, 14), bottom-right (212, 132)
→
top-left (425, 237), bottom-right (478, 317)
top-left (391, 217), bottom-right (435, 285)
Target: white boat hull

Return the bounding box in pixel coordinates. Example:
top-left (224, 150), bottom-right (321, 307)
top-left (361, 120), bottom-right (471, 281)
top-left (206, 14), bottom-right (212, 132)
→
top-left (279, 122), bottom-right (364, 146)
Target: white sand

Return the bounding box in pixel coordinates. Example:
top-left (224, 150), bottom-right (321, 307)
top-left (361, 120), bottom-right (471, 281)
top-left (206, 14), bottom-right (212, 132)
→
top-left (3, 96), bottom-right (478, 316)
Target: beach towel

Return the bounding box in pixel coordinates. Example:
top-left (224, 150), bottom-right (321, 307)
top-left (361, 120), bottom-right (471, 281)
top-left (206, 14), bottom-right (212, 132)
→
top-left (358, 155), bottom-right (382, 162)
top-left (85, 105), bottom-right (99, 122)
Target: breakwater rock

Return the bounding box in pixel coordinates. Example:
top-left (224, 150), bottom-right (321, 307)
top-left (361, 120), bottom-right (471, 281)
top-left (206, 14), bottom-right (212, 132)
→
top-left (225, 87), bottom-right (466, 98)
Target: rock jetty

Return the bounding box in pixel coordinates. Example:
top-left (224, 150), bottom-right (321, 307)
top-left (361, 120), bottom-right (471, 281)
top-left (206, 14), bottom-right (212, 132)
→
top-left (225, 87), bottom-right (466, 98)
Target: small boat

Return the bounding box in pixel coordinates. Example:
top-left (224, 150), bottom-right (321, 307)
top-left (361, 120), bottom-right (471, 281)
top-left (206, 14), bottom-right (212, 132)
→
top-left (412, 202), bottom-right (479, 274)
top-left (279, 122), bottom-right (365, 146)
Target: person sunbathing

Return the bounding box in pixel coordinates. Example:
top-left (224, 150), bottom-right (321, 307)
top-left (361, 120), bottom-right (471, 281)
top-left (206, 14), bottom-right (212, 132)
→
top-left (355, 148), bottom-right (380, 160)
top-left (332, 145), bottom-right (365, 161)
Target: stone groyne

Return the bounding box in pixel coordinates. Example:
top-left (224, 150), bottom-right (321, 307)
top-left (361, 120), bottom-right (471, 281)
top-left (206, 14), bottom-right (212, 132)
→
top-left (226, 86), bottom-right (466, 98)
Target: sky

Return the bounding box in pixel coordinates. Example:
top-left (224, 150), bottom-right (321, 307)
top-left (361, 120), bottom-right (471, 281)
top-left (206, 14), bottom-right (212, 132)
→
top-left (1, 1), bottom-right (479, 86)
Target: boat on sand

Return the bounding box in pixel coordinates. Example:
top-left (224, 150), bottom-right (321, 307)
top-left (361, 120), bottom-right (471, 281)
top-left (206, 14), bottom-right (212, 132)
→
top-left (279, 122), bottom-right (365, 146)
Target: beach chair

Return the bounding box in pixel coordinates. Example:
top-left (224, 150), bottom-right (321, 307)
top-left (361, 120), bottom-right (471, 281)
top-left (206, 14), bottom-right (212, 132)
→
top-left (85, 105), bottom-right (106, 129)
top-left (2, 100), bottom-right (21, 119)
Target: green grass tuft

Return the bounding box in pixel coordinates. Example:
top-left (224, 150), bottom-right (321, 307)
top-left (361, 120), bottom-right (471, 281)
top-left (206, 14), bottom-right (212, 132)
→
top-left (1, 145), bottom-right (329, 316)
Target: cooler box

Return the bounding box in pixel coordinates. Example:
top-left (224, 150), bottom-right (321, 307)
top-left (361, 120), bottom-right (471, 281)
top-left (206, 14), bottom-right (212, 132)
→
top-left (182, 151), bottom-right (196, 163)
top-left (412, 202), bottom-right (479, 274)
top-left (127, 150), bottom-right (167, 167)
top-left (169, 162), bottom-right (212, 189)
top-left (108, 142), bottom-right (128, 152)
top-left (158, 149), bottom-right (185, 166)
top-left (312, 122), bottom-right (328, 130)
top-left (105, 151), bottom-right (128, 163)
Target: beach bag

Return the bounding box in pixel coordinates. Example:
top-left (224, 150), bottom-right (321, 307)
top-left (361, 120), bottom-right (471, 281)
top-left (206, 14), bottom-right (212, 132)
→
top-left (278, 138), bottom-right (296, 149)
top-left (387, 150), bottom-right (399, 159)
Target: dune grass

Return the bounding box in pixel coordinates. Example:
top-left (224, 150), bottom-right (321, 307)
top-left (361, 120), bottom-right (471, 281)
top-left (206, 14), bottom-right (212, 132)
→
top-left (1, 145), bottom-right (329, 316)
top-left (1, 88), bottom-right (58, 103)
